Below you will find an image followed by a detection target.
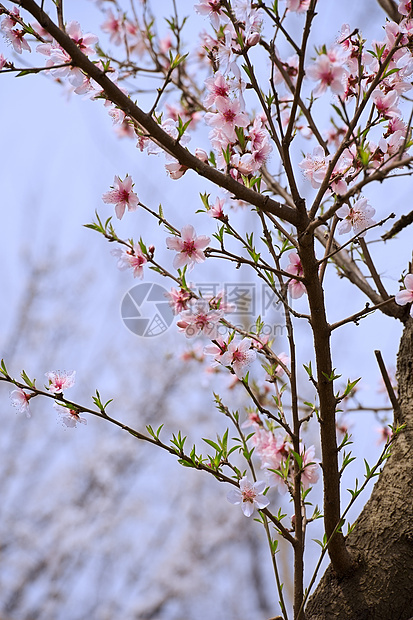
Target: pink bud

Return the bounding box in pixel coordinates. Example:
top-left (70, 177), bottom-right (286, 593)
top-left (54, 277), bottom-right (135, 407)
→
top-left (247, 32), bottom-right (260, 47)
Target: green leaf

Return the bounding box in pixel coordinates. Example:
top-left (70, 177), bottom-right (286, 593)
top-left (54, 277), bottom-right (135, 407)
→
top-left (21, 369), bottom-right (35, 388)
top-left (0, 359), bottom-right (8, 377)
top-left (203, 438), bottom-right (221, 452)
top-left (303, 361), bottom-right (313, 377)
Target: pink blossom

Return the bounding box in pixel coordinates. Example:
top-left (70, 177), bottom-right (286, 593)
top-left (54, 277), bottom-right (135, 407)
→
top-left (204, 72), bottom-right (232, 108)
top-left (377, 130), bottom-right (407, 165)
top-left (209, 127), bottom-right (233, 165)
top-left (1, 7), bottom-right (20, 30)
top-left (299, 146), bottom-right (331, 189)
top-left (388, 117), bottom-right (407, 135)
top-left (259, 434), bottom-right (288, 481)
top-left (10, 388), bottom-right (31, 418)
top-left (0, 54), bottom-right (7, 69)
top-left (372, 89), bottom-right (401, 119)
top-left (336, 197), bottom-right (376, 237)
top-left (47, 47), bottom-right (84, 86)
top-left (376, 425), bottom-right (393, 444)
top-left (251, 427), bottom-right (275, 452)
top-left (165, 287), bottom-right (192, 314)
top-left (195, 148), bottom-right (209, 163)
top-left (115, 120), bottom-right (135, 139)
top-left (165, 161), bottom-right (188, 179)
top-left (110, 244), bottom-right (147, 278)
top-left (45, 370), bottom-right (76, 393)
top-left (177, 300), bottom-right (223, 338)
top-left (65, 21), bottom-right (98, 56)
top-left (329, 152), bottom-right (353, 195)
top-left (102, 175), bottom-right (139, 220)
top-left (301, 446), bottom-right (320, 490)
top-left (166, 225), bottom-right (210, 271)
top-left (195, 0), bottom-right (227, 30)
top-left (240, 409), bottom-right (261, 429)
top-left (108, 107), bottom-right (126, 125)
top-left (53, 403), bottom-right (87, 427)
top-left (395, 274), bottom-right (413, 317)
top-left (204, 96), bottom-right (249, 143)
top-left (306, 53), bottom-right (347, 97)
top-left (227, 476), bottom-right (269, 517)
top-left (101, 9), bottom-right (124, 45)
top-left (124, 20), bottom-right (147, 58)
top-left (286, 0), bottom-right (311, 12)
top-left (209, 197), bottom-right (226, 219)
top-left (286, 252), bottom-right (306, 299)
top-left (248, 116), bottom-right (270, 150)
top-left (1, 8), bottom-right (31, 53)
top-left (204, 336), bottom-right (229, 365)
top-left (3, 27), bottom-right (31, 54)
top-left (220, 338), bottom-right (256, 379)
top-left (399, 0), bottom-right (412, 16)
top-left (251, 335), bottom-right (271, 351)
top-left (127, 245), bottom-right (147, 279)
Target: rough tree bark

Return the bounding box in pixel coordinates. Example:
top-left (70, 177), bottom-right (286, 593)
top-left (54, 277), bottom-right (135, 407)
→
top-left (306, 315), bottom-right (413, 620)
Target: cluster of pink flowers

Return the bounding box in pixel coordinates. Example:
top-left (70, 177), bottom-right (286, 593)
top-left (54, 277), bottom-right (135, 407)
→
top-left (36, 21), bottom-right (98, 87)
top-left (10, 371), bottom-right (87, 427)
top-left (1, 7), bottom-right (31, 53)
top-left (177, 299), bottom-right (224, 339)
top-left (171, 288), bottom-right (234, 339)
top-left (250, 425), bottom-right (320, 493)
top-left (298, 13), bottom-right (413, 196)
top-left (193, 2), bottom-right (275, 182)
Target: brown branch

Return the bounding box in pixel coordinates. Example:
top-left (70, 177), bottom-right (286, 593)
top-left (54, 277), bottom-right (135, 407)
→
top-left (376, 0), bottom-right (401, 22)
top-left (298, 228), bottom-right (354, 577)
top-left (314, 228), bottom-right (405, 320)
top-left (330, 298), bottom-right (395, 331)
top-left (374, 350), bottom-right (401, 418)
top-left (382, 209), bottom-right (413, 240)
top-left (359, 238), bottom-right (389, 300)
top-left (55, 0), bottom-right (64, 30)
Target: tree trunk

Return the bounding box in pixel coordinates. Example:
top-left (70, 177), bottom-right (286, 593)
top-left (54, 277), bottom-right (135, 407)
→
top-left (305, 317), bottom-right (413, 620)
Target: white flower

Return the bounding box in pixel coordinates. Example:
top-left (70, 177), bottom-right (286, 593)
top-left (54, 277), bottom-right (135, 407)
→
top-left (10, 388), bottom-right (31, 418)
top-left (336, 197), bottom-right (376, 237)
top-left (227, 476), bottom-right (269, 517)
top-left (53, 402), bottom-right (87, 428)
